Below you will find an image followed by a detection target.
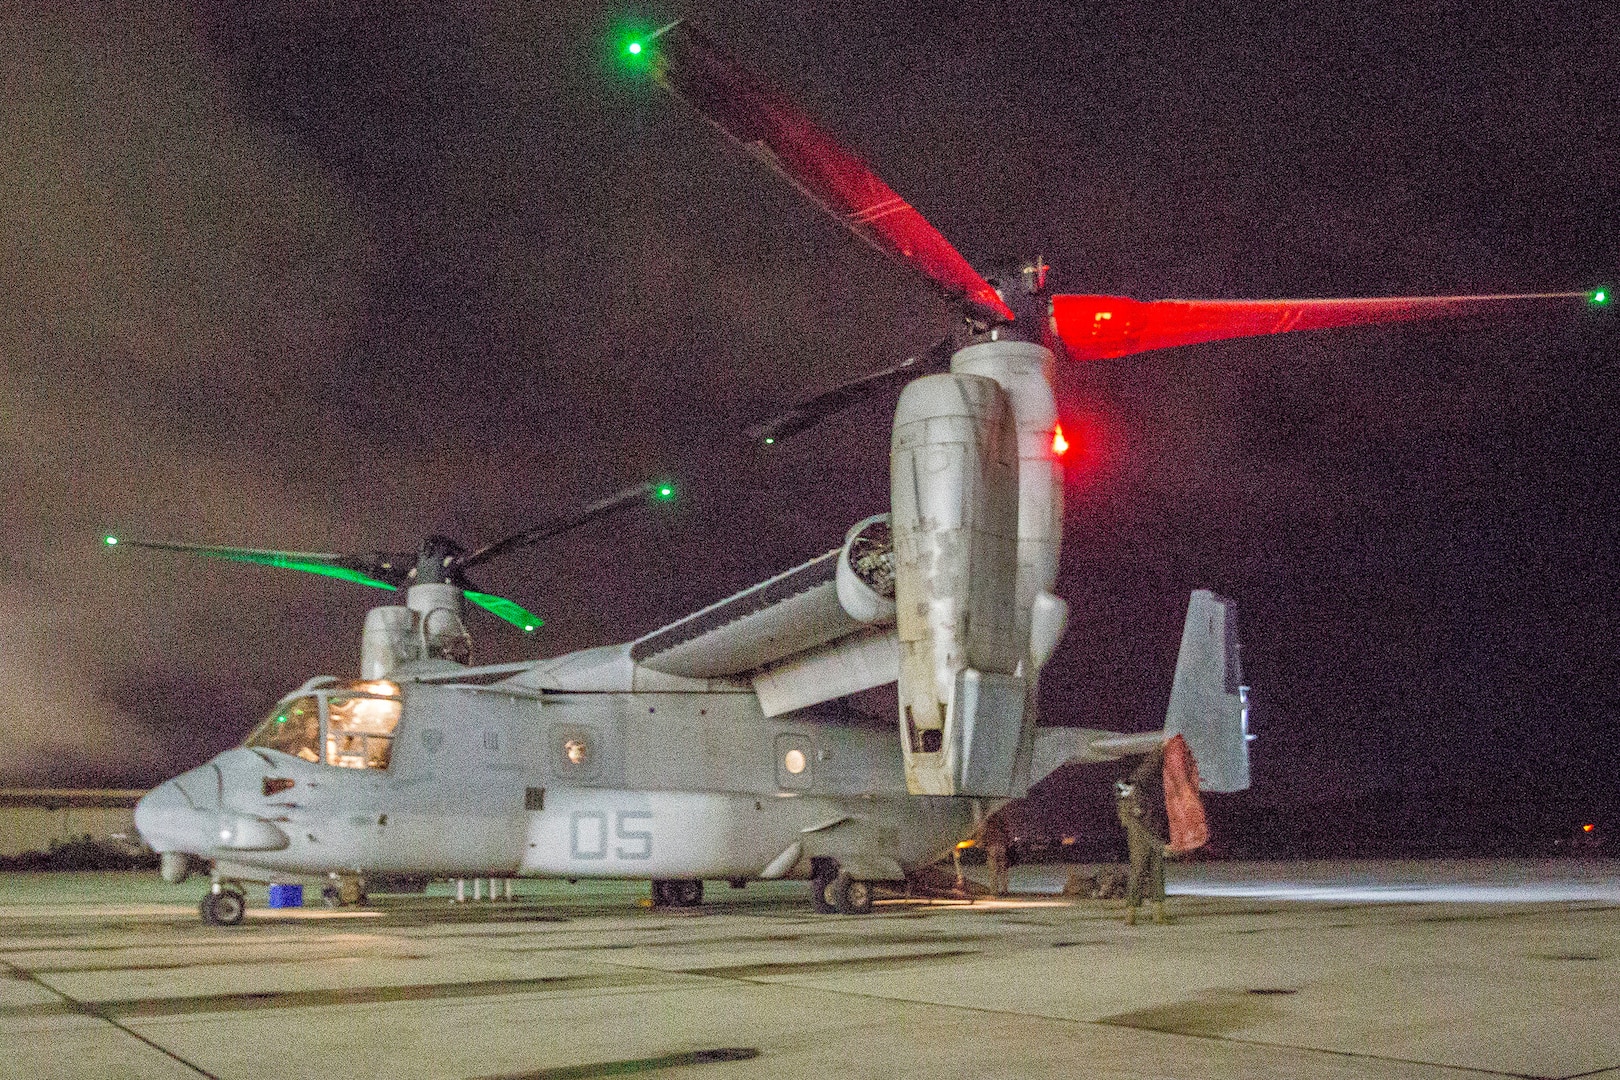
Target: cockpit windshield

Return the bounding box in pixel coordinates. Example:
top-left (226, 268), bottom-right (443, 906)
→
top-left (245, 680), bottom-right (402, 770)
top-left (246, 696), bottom-right (322, 763)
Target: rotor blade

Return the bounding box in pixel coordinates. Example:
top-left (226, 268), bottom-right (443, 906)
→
top-left (645, 21), bottom-right (1014, 323)
top-left (464, 590), bottom-right (544, 633)
top-left (103, 537), bottom-right (403, 590)
top-left (457, 480), bottom-right (674, 572)
top-left (747, 338), bottom-right (955, 446)
top-left (1049, 291), bottom-right (1598, 362)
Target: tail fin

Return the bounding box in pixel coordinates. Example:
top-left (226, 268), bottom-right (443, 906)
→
top-left (1164, 590), bottom-right (1250, 792)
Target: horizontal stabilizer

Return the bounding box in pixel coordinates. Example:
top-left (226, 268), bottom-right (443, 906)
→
top-left (1028, 727), bottom-right (1164, 786)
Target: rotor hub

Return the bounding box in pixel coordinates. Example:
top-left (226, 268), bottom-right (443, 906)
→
top-left (967, 255), bottom-right (1053, 345)
top-left (411, 535), bottom-right (466, 585)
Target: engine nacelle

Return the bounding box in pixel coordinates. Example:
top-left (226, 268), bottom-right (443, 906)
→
top-left (360, 583), bottom-right (472, 678)
top-left (361, 606), bottom-right (416, 679)
top-left (835, 514), bottom-right (897, 624)
top-left (632, 515), bottom-right (897, 680)
top-left (891, 372), bottom-right (1023, 796)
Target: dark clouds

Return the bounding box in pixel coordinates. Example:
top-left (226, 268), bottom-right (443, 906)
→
top-left (1, 2), bottom-right (1614, 850)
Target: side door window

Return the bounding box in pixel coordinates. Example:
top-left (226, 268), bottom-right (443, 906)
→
top-left (325, 691), bottom-right (403, 769)
top-left (549, 725), bottom-right (601, 781)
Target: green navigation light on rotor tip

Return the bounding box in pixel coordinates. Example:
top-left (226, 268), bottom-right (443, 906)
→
top-left (1593, 289), bottom-right (1610, 305)
top-left (104, 535), bottom-right (118, 546)
top-left (464, 590), bottom-right (542, 633)
top-left (654, 483), bottom-right (675, 500)
top-left (628, 41), bottom-right (642, 54)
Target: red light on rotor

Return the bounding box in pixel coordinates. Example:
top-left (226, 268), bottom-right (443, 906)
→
top-left (1051, 424), bottom-right (1070, 457)
top-left (1584, 824), bottom-right (1596, 833)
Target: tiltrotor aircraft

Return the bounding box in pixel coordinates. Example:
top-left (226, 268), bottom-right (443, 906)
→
top-left (127, 21), bottom-right (1600, 925)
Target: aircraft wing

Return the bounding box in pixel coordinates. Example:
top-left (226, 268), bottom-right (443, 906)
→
top-left (517, 538), bottom-right (901, 708)
top-left (629, 548), bottom-right (863, 678)
top-left (626, 528), bottom-right (903, 713)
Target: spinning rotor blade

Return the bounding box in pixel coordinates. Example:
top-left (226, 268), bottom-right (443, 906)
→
top-left (457, 479), bottom-right (676, 572)
top-left (1049, 291), bottom-right (1599, 362)
top-left (103, 537), bottom-right (402, 589)
top-left (643, 21), bottom-right (1014, 323)
top-left (463, 590), bottom-right (543, 633)
top-left (747, 337), bottom-right (955, 446)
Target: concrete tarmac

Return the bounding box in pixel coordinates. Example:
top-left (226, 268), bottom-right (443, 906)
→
top-left (1, 861), bottom-right (1615, 1080)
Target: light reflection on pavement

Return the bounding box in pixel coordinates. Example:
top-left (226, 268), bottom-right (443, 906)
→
top-left (1008, 859), bottom-right (1620, 904)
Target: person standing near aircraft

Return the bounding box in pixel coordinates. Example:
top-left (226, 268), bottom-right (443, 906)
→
top-left (1116, 744), bottom-right (1170, 925)
top-left (982, 814), bottom-right (1011, 897)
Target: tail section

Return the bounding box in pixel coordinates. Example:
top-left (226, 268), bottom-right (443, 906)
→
top-left (1164, 590), bottom-right (1250, 792)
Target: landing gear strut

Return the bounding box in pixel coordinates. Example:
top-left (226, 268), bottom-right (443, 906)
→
top-left (200, 883), bottom-right (246, 926)
top-left (650, 879), bottom-right (704, 907)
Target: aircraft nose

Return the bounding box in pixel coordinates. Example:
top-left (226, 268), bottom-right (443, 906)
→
top-left (137, 773), bottom-right (291, 855)
top-left (134, 780), bottom-right (208, 854)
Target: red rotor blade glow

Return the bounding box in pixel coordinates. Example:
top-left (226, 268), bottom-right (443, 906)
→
top-left (1048, 291), bottom-right (1592, 362)
top-left (649, 22), bottom-right (1014, 322)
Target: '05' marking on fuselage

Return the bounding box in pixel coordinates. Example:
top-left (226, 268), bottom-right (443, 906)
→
top-left (569, 810), bottom-right (653, 860)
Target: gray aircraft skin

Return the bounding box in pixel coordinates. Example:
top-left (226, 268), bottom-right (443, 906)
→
top-left (131, 18), bottom-right (1576, 923)
top-left (134, 585), bottom-right (1248, 920)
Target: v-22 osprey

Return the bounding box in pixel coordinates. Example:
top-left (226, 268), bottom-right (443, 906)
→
top-left (128, 21), bottom-right (1597, 924)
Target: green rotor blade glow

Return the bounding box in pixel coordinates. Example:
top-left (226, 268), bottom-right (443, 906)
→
top-left (213, 551), bottom-right (398, 590)
top-left (464, 590), bottom-right (543, 632)
top-left (106, 538), bottom-right (398, 591)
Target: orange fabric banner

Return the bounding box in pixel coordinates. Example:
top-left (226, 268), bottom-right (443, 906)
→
top-left (1163, 733), bottom-right (1210, 854)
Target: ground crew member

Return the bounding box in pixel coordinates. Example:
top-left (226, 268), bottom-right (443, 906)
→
top-left (1116, 743), bottom-right (1171, 925)
top-left (981, 815), bottom-right (1011, 896)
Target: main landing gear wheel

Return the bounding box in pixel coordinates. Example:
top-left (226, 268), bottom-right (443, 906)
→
top-left (829, 873), bottom-right (874, 915)
top-left (811, 873), bottom-right (838, 914)
top-left (650, 879), bottom-right (704, 908)
top-left (322, 879), bottom-right (366, 908)
top-left (200, 887), bottom-right (246, 926)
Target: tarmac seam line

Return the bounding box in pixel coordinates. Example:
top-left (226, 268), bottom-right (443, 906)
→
top-left (0, 957), bottom-right (220, 1079)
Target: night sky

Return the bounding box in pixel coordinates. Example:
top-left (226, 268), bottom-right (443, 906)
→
top-left (2, 2), bottom-right (1615, 857)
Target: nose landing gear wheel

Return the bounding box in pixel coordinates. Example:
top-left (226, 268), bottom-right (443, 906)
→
top-left (830, 873), bottom-right (874, 915)
top-left (200, 888), bottom-right (246, 926)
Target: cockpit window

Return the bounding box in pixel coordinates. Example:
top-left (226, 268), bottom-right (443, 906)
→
top-left (246, 696), bottom-right (321, 762)
top-left (245, 680), bottom-right (402, 770)
top-left (324, 681), bottom-right (402, 770)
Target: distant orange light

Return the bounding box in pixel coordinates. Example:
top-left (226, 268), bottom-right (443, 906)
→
top-left (1583, 824), bottom-right (1596, 833)
top-left (1051, 423), bottom-right (1069, 457)
top-left (956, 839), bottom-right (976, 849)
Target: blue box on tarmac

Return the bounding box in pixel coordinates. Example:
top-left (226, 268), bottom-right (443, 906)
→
top-left (268, 884), bottom-right (303, 908)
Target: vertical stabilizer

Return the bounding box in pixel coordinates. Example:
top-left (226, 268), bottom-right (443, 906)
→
top-left (1164, 590), bottom-right (1250, 792)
